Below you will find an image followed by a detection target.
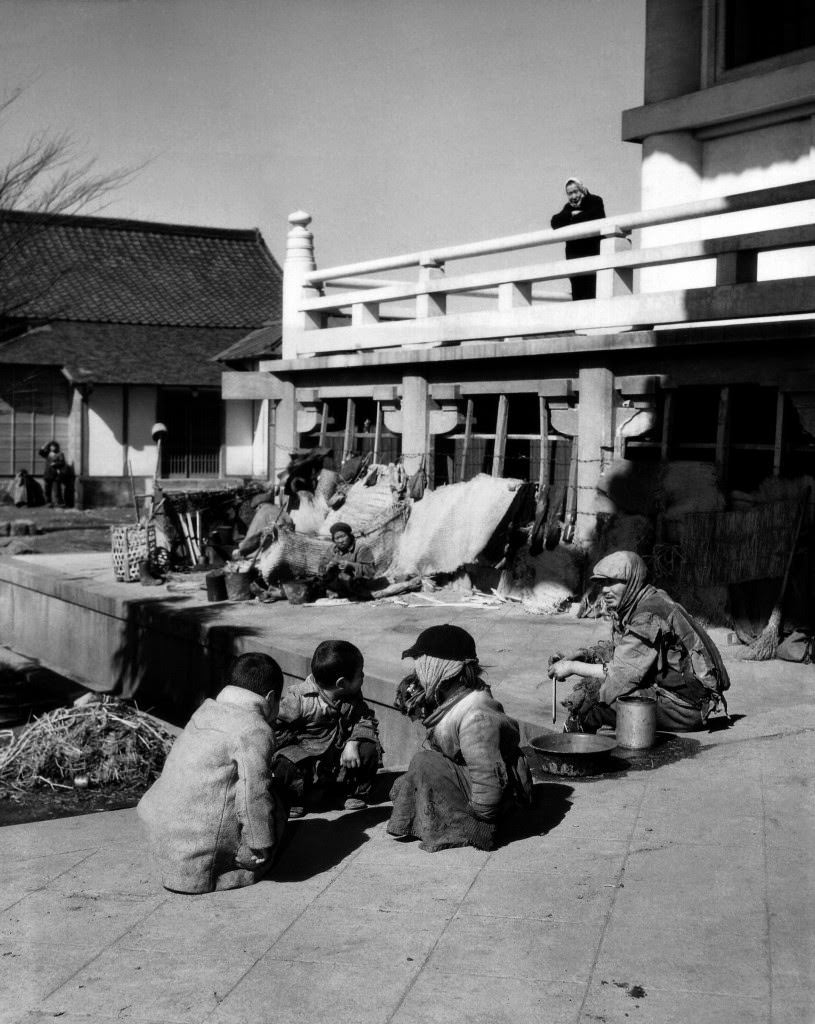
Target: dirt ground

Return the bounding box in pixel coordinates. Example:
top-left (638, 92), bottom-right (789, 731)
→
top-left (0, 504), bottom-right (151, 824)
top-left (0, 504), bottom-right (128, 555)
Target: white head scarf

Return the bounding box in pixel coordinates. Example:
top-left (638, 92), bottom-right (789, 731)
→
top-left (565, 177), bottom-right (588, 197)
top-left (414, 654), bottom-right (468, 705)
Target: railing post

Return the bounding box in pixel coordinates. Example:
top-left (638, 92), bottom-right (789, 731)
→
top-left (416, 258), bottom-right (446, 318)
top-left (283, 211), bottom-right (321, 360)
top-left (596, 229), bottom-right (633, 299)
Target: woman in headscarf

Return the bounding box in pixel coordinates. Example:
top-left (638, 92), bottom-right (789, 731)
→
top-left (550, 177), bottom-right (606, 300)
top-left (389, 625), bottom-right (532, 852)
top-left (548, 551), bottom-right (730, 733)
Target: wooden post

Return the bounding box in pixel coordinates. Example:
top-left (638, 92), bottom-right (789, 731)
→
top-left (318, 401), bottom-right (328, 446)
top-left (715, 385), bottom-right (731, 485)
top-left (492, 394), bottom-right (509, 477)
top-left (459, 398), bottom-right (474, 482)
top-left (343, 398), bottom-right (356, 460)
top-left (373, 402), bottom-right (383, 464)
top-left (660, 390), bottom-right (673, 462)
top-left (538, 397), bottom-right (550, 487)
top-left (773, 391), bottom-right (785, 477)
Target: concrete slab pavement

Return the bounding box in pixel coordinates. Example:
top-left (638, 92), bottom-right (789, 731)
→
top-left (1, 710), bottom-right (812, 1024)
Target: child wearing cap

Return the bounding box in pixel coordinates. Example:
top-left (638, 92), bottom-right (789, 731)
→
top-left (271, 640), bottom-right (381, 817)
top-left (389, 625), bottom-right (532, 852)
top-left (137, 653), bottom-right (287, 894)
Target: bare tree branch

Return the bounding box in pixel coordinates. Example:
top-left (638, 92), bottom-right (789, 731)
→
top-left (0, 87), bottom-right (141, 330)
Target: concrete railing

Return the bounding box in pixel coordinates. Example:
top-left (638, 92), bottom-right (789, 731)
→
top-left (282, 180), bottom-right (815, 359)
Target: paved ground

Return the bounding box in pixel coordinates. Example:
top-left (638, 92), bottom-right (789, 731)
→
top-left (2, 650), bottom-right (813, 1024)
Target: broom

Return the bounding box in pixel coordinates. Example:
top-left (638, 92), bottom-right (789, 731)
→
top-left (749, 486), bottom-right (811, 661)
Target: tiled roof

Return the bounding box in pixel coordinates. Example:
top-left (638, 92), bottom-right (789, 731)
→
top-left (0, 210), bottom-right (282, 328)
top-left (213, 322), bottom-right (282, 363)
top-left (0, 321), bottom-right (248, 386)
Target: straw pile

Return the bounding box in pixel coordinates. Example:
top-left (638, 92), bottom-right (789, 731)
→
top-left (0, 702), bottom-right (175, 795)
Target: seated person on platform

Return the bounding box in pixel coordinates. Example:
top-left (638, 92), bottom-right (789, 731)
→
top-left (137, 653), bottom-right (286, 894)
top-left (388, 625), bottom-right (532, 853)
top-left (323, 521), bottom-right (375, 598)
top-left (232, 492), bottom-right (292, 560)
top-left (548, 550), bottom-right (730, 734)
top-left (271, 640), bottom-right (380, 818)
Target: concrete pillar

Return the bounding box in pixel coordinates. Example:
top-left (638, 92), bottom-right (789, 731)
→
top-left (272, 381), bottom-right (298, 482)
top-left (575, 367), bottom-right (615, 545)
top-left (68, 385), bottom-right (89, 508)
top-left (401, 375), bottom-right (429, 476)
top-left (282, 211), bottom-right (320, 360)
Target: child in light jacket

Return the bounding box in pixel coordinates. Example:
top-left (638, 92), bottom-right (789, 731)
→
top-left (138, 653), bottom-right (286, 894)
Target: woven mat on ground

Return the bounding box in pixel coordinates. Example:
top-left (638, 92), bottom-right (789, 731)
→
top-left (389, 474), bottom-right (523, 577)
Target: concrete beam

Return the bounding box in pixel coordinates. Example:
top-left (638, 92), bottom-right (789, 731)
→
top-left (622, 59), bottom-right (815, 142)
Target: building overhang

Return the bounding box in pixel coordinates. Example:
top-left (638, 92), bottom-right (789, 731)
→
top-left (622, 59), bottom-right (815, 142)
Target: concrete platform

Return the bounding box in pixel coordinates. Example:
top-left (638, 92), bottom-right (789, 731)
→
top-left (0, 552), bottom-right (607, 766)
top-left (2, 552), bottom-right (815, 767)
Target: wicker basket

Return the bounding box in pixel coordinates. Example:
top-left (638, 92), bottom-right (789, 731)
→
top-left (111, 525), bottom-right (156, 582)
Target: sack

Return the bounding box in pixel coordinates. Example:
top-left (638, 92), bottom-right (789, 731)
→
top-left (407, 458), bottom-right (427, 501)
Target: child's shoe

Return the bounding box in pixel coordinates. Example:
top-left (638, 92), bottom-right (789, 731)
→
top-left (343, 796), bottom-right (367, 811)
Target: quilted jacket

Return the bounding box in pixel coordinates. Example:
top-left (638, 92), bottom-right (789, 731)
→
top-left (423, 687), bottom-right (532, 821)
top-left (137, 686), bottom-right (285, 894)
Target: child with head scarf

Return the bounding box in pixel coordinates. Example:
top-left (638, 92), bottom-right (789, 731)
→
top-left (550, 177), bottom-right (606, 300)
top-left (389, 625), bottom-right (532, 852)
top-left (548, 550), bottom-right (730, 733)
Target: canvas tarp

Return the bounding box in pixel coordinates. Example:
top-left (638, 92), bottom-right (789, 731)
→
top-left (389, 473), bottom-right (524, 577)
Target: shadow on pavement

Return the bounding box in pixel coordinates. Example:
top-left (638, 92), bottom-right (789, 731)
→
top-left (272, 805), bottom-right (391, 880)
top-left (500, 781), bottom-right (574, 846)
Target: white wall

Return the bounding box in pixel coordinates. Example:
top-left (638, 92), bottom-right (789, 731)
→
top-left (87, 386), bottom-right (124, 476)
top-left (224, 400), bottom-right (255, 477)
top-left (252, 400), bottom-right (269, 478)
top-left (126, 385), bottom-right (158, 477)
top-left (639, 115), bottom-right (815, 292)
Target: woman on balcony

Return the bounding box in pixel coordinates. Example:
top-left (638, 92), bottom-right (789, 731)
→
top-left (550, 177), bottom-right (606, 300)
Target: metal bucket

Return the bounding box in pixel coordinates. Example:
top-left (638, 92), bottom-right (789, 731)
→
top-left (616, 695), bottom-right (657, 749)
top-left (205, 570), bottom-right (228, 602)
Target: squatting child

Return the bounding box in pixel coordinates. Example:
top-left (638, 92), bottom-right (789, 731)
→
top-left (271, 640), bottom-right (381, 817)
top-left (137, 652), bottom-right (287, 894)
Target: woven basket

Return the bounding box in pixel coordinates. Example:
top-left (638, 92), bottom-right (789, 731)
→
top-left (111, 525), bottom-right (156, 582)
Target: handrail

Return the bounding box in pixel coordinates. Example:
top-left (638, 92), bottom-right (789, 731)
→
top-left (303, 180), bottom-right (815, 286)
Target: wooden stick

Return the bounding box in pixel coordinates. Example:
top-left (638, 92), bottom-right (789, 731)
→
top-left (552, 676), bottom-right (557, 724)
top-left (127, 461), bottom-right (139, 523)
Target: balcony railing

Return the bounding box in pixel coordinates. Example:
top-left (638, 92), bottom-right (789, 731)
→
top-left (280, 180), bottom-right (815, 360)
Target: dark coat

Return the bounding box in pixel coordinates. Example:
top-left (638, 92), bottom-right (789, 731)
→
top-left (597, 586), bottom-right (731, 718)
top-left (550, 193), bottom-right (606, 259)
top-left (274, 676), bottom-right (380, 764)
